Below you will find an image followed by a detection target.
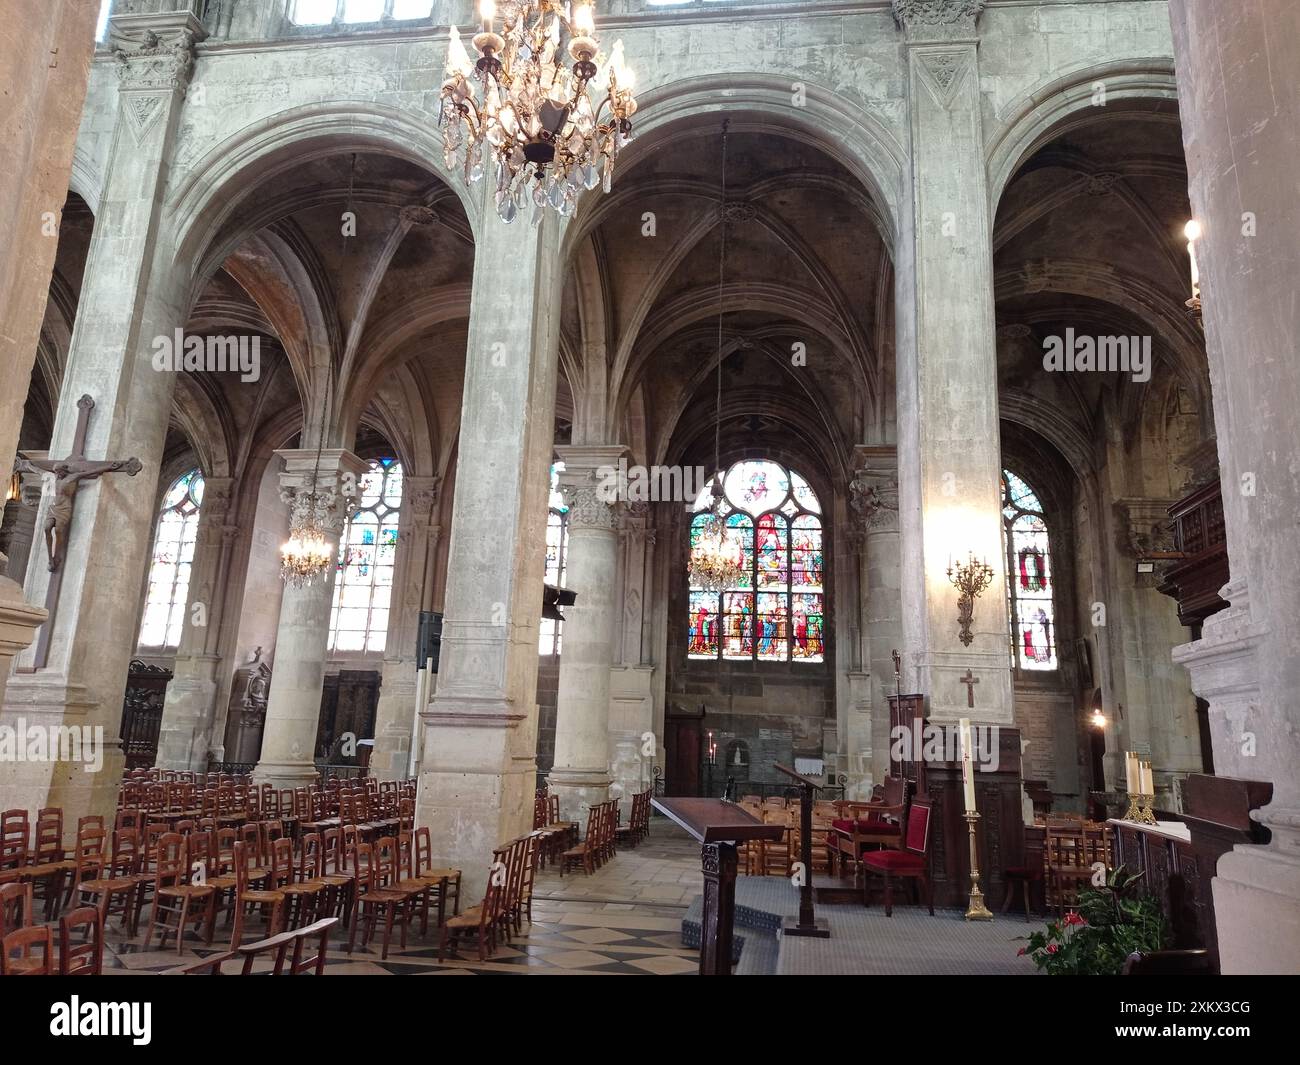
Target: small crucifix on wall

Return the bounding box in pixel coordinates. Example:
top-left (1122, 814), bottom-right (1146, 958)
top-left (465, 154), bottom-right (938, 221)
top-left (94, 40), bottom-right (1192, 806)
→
top-left (959, 669), bottom-right (979, 708)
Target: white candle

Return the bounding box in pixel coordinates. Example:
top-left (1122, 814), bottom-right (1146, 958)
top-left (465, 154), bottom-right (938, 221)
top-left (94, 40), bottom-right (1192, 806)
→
top-left (1140, 760), bottom-right (1154, 796)
top-left (1184, 220), bottom-right (1202, 299)
top-left (959, 718), bottom-right (976, 812)
top-left (1124, 751), bottom-right (1138, 793)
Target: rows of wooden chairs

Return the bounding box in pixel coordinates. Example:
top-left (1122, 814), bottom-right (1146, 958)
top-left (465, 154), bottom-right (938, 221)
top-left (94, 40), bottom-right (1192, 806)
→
top-left (615, 789), bottom-right (654, 849)
top-left (439, 832), bottom-right (541, 962)
top-left (736, 797), bottom-right (836, 877)
top-left (560, 800), bottom-right (620, 876)
top-left (532, 793), bottom-right (579, 866)
top-left (2, 797), bottom-right (463, 972)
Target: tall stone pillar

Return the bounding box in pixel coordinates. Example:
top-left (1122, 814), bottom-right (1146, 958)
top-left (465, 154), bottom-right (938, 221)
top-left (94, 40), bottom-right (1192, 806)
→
top-left (251, 448), bottom-right (366, 788)
top-left (0, 1), bottom-right (97, 714)
top-left (547, 445), bottom-right (626, 823)
top-left (848, 446), bottom-right (903, 787)
top-left (0, 11), bottom-right (202, 822)
top-left (609, 501), bottom-right (656, 814)
top-left (416, 206), bottom-right (563, 895)
top-left (1168, 0), bottom-right (1300, 975)
top-left (155, 477), bottom-right (237, 771)
top-left (369, 477), bottom-right (440, 780)
top-left (892, 0), bottom-right (1012, 725)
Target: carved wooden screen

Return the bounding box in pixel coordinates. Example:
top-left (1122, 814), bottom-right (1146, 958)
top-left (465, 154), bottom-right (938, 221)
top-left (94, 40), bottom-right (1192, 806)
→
top-left (119, 659), bottom-right (172, 769)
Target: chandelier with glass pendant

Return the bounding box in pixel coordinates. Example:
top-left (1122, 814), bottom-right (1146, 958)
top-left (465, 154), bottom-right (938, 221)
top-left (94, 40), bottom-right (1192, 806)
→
top-left (280, 378), bottom-right (339, 589)
top-left (688, 121), bottom-right (746, 595)
top-left (439, 1), bottom-right (638, 223)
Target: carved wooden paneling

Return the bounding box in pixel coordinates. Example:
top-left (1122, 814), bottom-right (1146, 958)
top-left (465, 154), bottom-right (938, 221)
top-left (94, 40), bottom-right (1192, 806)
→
top-left (119, 660), bottom-right (171, 769)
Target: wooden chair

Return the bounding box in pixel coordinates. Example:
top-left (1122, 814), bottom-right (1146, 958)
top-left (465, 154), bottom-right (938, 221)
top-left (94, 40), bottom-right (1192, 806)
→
top-left (59, 905), bottom-right (104, 975)
top-left (1045, 819), bottom-right (1092, 916)
top-left (280, 832), bottom-right (328, 929)
top-left (77, 828), bottom-right (148, 937)
top-left (861, 798), bottom-right (934, 917)
top-left (560, 804), bottom-right (601, 876)
top-left (0, 881), bottom-right (33, 940)
top-left (827, 776), bottom-right (907, 876)
top-left (347, 839), bottom-right (415, 960)
top-left (411, 826), bottom-right (461, 930)
top-left (144, 832), bottom-right (217, 954)
top-left (212, 840), bottom-right (282, 946)
top-left (61, 822), bottom-right (108, 914)
top-left (1, 924), bottom-right (53, 975)
top-left (438, 867), bottom-right (503, 962)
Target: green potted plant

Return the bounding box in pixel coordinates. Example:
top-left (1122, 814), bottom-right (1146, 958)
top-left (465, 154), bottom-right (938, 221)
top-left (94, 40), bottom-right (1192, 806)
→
top-left (1018, 866), bottom-right (1168, 975)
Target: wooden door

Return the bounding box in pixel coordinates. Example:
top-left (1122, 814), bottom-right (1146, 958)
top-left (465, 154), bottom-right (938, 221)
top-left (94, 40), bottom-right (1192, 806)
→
top-left (665, 716), bottom-right (702, 797)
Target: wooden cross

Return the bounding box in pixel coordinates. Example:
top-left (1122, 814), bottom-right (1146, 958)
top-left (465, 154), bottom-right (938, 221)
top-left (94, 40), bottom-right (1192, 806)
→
top-left (959, 669), bottom-right (979, 708)
top-left (15, 395), bottom-right (142, 670)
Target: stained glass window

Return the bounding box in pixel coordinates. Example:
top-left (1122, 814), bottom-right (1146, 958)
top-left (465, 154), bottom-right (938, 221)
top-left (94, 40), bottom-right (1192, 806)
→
top-left (539, 461), bottom-right (568, 655)
top-left (1002, 469), bottom-right (1057, 670)
top-left (329, 458), bottom-right (401, 654)
top-left (138, 469), bottom-right (204, 650)
top-left (688, 459), bottom-right (824, 662)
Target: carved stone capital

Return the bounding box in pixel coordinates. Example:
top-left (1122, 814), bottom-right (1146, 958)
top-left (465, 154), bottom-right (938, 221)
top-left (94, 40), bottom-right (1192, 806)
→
top-left (280, 484), bottom-right (354, 535)
top-left (1114, 497), bottom-right (1177, 559)
top-left (110, 12), bottom-right (205, 96)
top-left (892, 0), bottom-right (985, 37)
top-left (405, 475), bottom-right (442, 520)
top-left (849, 469), bottom-right (900, 534)
top-left (564, 486), bottom-right (618, 531)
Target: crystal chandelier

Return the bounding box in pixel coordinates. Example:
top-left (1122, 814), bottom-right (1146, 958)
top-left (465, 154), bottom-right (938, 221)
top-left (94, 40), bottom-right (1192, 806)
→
top-left (280, 521), bottom-right (333, 588)
top-left (439, 1), bottom-right (638, 223)
top-left (688, 121), bottom-right (745, 595)
top-left (280, 377), bottom-right (337, 589)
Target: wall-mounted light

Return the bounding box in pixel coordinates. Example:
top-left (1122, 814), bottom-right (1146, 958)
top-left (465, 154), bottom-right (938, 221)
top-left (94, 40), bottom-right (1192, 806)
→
top-left (1090, 709), bottom-right (1106, 729)
top-left (947, 552), bottom-right (995, 647)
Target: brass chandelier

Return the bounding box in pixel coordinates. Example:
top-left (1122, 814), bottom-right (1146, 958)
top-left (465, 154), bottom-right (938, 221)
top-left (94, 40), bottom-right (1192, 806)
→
top-left (439, 1), bottom-right (638, 223)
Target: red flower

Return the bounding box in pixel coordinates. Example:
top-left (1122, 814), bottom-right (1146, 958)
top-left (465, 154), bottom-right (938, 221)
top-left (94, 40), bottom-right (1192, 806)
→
top-left (1017, 947), bottom-right (1027, 956)
top-left (1046, 943), bottom-right (1059, 954)
top-left (1063, 911), bottom-right (1087, 927)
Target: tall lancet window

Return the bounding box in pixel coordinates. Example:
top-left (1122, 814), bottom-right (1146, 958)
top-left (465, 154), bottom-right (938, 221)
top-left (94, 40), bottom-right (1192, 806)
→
top-left (688, 459), bottom-right (825, 663)
top-left (139, 469), bottom-right (204, 650)
top-left (1002, 468), bottom-right (1058, 670)
top-left (539, 461), bottom-right (569, 655)
top-left (329, 457), bottom-right (402, 654)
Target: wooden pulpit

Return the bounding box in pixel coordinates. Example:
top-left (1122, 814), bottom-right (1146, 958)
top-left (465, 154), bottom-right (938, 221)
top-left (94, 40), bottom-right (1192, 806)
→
top-left (652, 797), bottom-right (783, 975)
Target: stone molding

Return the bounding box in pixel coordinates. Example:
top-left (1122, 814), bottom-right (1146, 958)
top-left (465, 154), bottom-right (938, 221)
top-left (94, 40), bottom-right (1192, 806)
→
top-left (111, 20), bottom-right (202, 96)
top-left (892, 0), bottom-right (985, 39)
top-left (564, 486), bottom-right (619, 531)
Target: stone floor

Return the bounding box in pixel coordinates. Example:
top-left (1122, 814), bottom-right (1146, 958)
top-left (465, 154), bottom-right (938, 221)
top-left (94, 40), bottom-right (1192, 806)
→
top-left (93, 821), bottom-right (1038, 975)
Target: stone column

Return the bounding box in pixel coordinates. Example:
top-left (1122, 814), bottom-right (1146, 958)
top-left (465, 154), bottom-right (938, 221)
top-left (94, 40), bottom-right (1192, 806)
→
top-left (251, 448), bottom-right (367, 788)
top-left (547, 445), bottom-right (626, 823)
top-left (608, 501), bottom-right (656, 814)
top-left (892, 0), bottom-right (1013, 725)
top-left (1168, 0), bottom-right (1300, 975)
top-left (0, 1), bottom-right (97, 713)
top-left (0, 11), bottom-right (202, 822)
top-left (369, 476), bottom-right (440, 780)
top-left (2, 462), bottom-right (45, 584)
top-left (155, 477), bottom-right (237, 771)
top-left (848, 446), bottom-right (903, 788)
top-left (416, 206), bottom-right (563, 896)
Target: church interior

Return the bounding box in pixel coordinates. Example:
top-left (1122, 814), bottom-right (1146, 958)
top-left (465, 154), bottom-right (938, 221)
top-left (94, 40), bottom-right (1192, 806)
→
top-left (0, 0), bottom-right (1297, 989)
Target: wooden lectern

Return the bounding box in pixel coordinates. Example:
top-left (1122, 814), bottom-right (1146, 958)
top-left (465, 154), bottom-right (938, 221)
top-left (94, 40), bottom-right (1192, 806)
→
top-left (652, 797), bottom-right (783, 975)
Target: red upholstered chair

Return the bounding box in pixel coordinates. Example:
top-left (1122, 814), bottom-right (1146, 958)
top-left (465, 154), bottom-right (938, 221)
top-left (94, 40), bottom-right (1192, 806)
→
top-left (861, 798), bottom-right (933, 917)
top-left (827, 776), bottom-right (907, 875)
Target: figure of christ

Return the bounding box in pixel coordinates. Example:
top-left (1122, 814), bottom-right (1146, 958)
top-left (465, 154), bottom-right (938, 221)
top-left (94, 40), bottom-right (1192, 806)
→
top-left (18, 456), bottom-right (143, 572)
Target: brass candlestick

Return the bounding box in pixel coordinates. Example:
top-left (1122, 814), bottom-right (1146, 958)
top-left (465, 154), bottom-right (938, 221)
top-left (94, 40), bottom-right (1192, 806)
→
top-left (963, 811), bottom-right (993, 920)
top-left (1125, 792), bottom-right (1157, 825)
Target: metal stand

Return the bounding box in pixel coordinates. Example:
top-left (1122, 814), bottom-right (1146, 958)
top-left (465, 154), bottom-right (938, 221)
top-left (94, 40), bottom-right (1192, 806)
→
top-left (776, 764), bottom-right (831, 938)
top-left (963, 811), bottom-right (993, 921)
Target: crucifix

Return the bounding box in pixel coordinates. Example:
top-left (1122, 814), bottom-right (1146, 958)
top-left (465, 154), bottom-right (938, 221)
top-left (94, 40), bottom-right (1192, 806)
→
top-left (958, 669), bottom-right (979, 708)
top-left (14, 395), bottom-right (142, 670)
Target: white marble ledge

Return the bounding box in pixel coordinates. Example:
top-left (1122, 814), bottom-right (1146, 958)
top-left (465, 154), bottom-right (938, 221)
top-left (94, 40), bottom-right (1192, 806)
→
top-left (1107, 818), bottom-right (1191, 843)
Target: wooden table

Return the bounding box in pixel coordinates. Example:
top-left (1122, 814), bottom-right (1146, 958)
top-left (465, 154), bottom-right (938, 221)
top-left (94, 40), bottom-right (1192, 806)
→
top-left (652, 797), bottom-right (783, 975)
